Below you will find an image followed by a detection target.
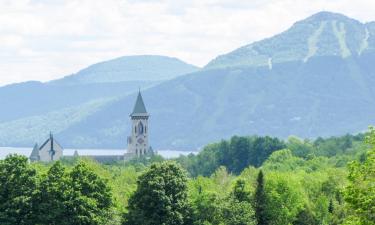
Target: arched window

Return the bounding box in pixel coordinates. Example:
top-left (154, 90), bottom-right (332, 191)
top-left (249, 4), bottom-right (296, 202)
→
top-left (135, 126), bottom-right (137, 134)
top-left (138, 121), bottom-right (144, 135)
top-left (145, 126), bottom-right (147, 134)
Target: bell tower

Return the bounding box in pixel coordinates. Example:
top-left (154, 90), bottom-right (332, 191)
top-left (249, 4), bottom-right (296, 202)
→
top-left (127, 91), bottom-right (150, 157)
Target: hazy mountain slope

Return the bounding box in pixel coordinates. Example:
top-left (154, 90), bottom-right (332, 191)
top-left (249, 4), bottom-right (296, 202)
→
top-left (0, 80), bottom-right (154, 123)
top-left (0, 98), bottom-right (115, 147)
top-left (0, 55), bottom-right (196, 123)
top-left (55, 52), bottom-right (375, 149)
top-left (51, 11), bottom-right (375, 149)
top-left (53, 55), bottom-right (199, 85)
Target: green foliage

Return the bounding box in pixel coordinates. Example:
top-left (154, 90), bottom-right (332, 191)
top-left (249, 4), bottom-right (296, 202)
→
top-left (0, 156), bottom-right (113, 225)
top-left (232, 179), bottom-right (251, 203)
top-left (313, 134), bottom-right (364, 157)
top-left (35, 161), bottom-right (71, 225)
top-left (68, 162), bottom-right (113, 224)
top-left (287, 136), bottom-right (314, 159)
top-left (293, 206), bottom-right (318, 225)
top-left (189, 175), bottom-right (255, 225)
top-left (223, 200), bottom-right (256, 225)
top-left (124, 161), bottom-right (192, 225)
top-left (254, 170), bottom-right (267, 225)
top-left (344, 127), bottom-right (375, 224)
top-left (0, 155), bottom-right (37, 225)
top-left (264, 173), bottom-right (305, 225)
top-left (226, 179), bottom-right (255, 225)
top-left (1, 130), bottom-right (374, 225)
top-left (177, 136), bottom-right (286, 176)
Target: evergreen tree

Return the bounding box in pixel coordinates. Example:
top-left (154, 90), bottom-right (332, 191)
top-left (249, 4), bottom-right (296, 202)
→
top-left (328, 199), bottom-right (334, 214)
top-left (0, 155), bottom-right (37, 225)
top-left (254, 170), bottom-right (268, 225)
top-left (124, 161), bottom-right (192, 225)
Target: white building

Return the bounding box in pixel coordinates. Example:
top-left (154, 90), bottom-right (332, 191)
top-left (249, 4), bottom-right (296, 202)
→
top-left (127, 91), bottom-right (152, 157)
top-left (29, 133), bottom-right (63, 162)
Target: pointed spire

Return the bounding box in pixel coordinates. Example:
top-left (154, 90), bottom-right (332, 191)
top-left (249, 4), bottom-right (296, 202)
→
top-left (131, 90), bottom-right (148, 116)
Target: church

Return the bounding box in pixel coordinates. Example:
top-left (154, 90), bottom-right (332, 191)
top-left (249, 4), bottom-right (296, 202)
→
top-left (126, 90), bottom-right (153, 157)
top-left (29, 91), bottom-right (152, 162)
top-left (29, 132), bottom-right (63, 162)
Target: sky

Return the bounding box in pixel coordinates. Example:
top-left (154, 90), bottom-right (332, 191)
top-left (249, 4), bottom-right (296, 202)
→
top-left (0, 0), bottom-right (375, 85)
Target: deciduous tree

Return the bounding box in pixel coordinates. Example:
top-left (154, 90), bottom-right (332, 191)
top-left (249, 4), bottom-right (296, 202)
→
top-left (124, 161), bottom-right (192, 225)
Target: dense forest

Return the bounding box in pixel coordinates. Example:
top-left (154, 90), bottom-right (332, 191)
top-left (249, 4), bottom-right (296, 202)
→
top-left (0, 129), bottom-right (374, 225)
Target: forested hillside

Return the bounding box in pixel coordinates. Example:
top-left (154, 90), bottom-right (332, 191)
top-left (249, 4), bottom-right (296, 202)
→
top-left (1, 130), bottom-right (374, 225)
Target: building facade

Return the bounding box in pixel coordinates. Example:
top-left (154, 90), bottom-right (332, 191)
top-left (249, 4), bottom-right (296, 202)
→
top-left (127, 91), bottom-right (151, 157)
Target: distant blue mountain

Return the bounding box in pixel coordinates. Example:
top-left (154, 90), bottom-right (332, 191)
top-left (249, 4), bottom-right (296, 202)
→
top-left (0, 55), bottom-right (198, 146)
top-left (52, 55), bottom-right (199, 85)
top-left (1, 12), bottom-right (375, 149)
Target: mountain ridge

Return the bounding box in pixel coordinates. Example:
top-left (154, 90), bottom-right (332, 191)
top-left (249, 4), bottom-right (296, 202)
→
top-left (52, 55), bottom-right (199, 85)
top-left (205, 11), bottom-right (375, 70)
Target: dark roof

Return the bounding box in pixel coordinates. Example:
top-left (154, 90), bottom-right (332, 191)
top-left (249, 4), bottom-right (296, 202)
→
top-left (39, 137), bottom-right (51, 150)
top-left (39, 133), bottom-right (63, 150)
top-left (131, 91), bottom-right (148, 116)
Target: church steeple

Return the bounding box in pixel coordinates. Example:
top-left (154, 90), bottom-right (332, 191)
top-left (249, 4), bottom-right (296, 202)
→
top-left (131, 91), bottom-right (148, 116)
top-left (127, 90), bottom-right (150, 157)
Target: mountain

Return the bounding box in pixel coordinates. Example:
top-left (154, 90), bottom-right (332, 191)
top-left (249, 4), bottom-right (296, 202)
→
top-left (2, 11), bottom-right (375, 150)
top-left (206, 11), bottom-right (375, 69)
top-left (52, 55), bottom-right (199, 85)
top-left (0, 55), bottom-right (198, 146)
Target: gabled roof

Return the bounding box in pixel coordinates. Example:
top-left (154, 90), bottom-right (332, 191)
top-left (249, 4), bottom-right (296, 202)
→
top-left (39, 134), bottom-right (52, 150)
top-left (39, 132), bottom-right (63, 150)
top-left (131, 91), bottom-right (148, 116)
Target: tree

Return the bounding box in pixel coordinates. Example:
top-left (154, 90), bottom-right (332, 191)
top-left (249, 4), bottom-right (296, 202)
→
top-left (254, 170), bottom-right (268, 225)
top-left (223, 201), bottom-right (256, 225)
top-left (232, 179), bottom-right (251, 203)
top-left (35, 161), bottom-right (70, 225)
top-left (192, 192), bottom-right (224, 225)
top-left (0, 155), bottom-right (37, 225)
top-left (224, 179), bottom-right (255, 225)
top-left (250, 136), bottom-right (286, 167)
top-left (264, 173), bottom-right (305, 225)
top-left (328, 199), bottom-right (334, 214)
top-left (67, 162), bottom-right (113, 225)
top-left (344, 127), bottom-right (375, 224)
top-left (293, 206), bottom-right (318, 225)
top-left (124, 161), bottom-right (192, 225)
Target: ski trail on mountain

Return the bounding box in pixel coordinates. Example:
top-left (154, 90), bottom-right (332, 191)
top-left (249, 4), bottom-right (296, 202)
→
top-left (332, 21), bottom-right (351, 58)
top-left (359, 28), bottom-right (369, 55)
top-left (304, 21), bottom-right (326, 62)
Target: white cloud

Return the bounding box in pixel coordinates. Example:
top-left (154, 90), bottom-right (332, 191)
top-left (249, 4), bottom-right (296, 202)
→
top-left (0, 0), bottom-right (374, 85)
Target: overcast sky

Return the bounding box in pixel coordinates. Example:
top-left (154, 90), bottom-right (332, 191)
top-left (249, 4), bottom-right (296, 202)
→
top-left (0, 0), bottom-right (375, 85)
